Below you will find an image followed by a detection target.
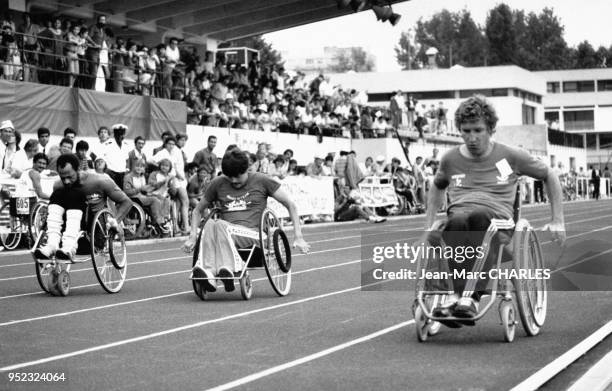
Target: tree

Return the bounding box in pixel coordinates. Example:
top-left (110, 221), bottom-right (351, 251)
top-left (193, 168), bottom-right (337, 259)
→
top-left (413, 9), bottom-right (458, 68)
top-left (454, 10), bottom-right (486, 67)
top-left (485, 4), bottom-right (518, 65)
top-left (395, 30), bottom-right (420, 70)
top-left (573, 41), bottom-right (598, 68)
top-left (219, 35), bottom-right (283, 69)
top-left (595, 46), bottom-right (611, 68)
top-left (518, 8), bottom-right (572, 70)
top-left (330, 47), bottom-right (375, 72)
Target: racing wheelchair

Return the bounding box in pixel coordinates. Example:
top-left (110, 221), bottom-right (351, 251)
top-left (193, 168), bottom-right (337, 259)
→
top-left (0, 194), bottom-right (48, 250)
top-left (31, 205), bottom-right (127, 296)
top-left (413, 186), bottom-right (546, 343)
top-left (190, 208), bottom-right (292, 300)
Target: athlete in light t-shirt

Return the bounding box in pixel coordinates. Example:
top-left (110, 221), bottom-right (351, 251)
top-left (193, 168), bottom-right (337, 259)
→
top-left (182, 149), bottom-right (310, 293)
top-left (424, 95), bottom-right (565, 320)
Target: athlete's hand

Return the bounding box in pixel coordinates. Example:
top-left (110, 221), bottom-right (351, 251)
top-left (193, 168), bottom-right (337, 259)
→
top-left (294, 238), bottom-right (310, 254)
top-left (182, 237), bottom-right (196, 253)
top-left (542, 221), bottom-right (566, 245)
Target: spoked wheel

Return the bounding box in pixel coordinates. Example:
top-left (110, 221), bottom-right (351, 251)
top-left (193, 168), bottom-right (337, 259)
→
top-left (91, 209), bottom-right (127, 293)
top-left (240, 270), bottom-right (253, 300)
top-left (29, 202), bottom-right (48, 248)
top-left (426, 295), bottom-right (442, 336)
top-left (260, 209), bottom-right (291, 297)
top-left (500, 300), bottom-right (516, 343)
top-left (513, 221), bottom-right (547, 336)
top-left (191, 209), bottom-right (221, 300)
top-left (0, 204), bottom-right (22, 250)
top-left (414, 306), bottom-right (429, 342)
top-left (56, 270), bottom-right (71, 296)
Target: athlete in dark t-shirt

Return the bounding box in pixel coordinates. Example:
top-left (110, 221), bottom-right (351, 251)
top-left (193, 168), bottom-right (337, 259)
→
top-left (35, 154), bottom-right (132, 260)
top-left (183, 149), bottom-right (310, 293)
top-left (424, 96), bottom-right (565, 320)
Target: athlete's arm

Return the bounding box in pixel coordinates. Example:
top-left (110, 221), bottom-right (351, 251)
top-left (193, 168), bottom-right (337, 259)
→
top-left (103, 177), bottom-right (132, 221)
top-left (271, 188), bottom-right (310, 254)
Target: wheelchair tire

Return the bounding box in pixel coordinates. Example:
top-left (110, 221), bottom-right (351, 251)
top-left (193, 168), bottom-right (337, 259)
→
top-left (273, 230), bottom-right (291, 273)
top-left (91, 209), bottom-right (127, 293)
top-left (29, 202), bottom-right (48, 241)
top-left (240, 271), bottom-right (253, 300)
top-left (0, 203), bottom-right (22, 250)
top-left (500, 300), bottom-right (516, 343)
top-left (260, 209), bottom-right (291, 297)
top-left (414, 306), bottom-right (429, 343)
top-left (35, 262), bottom-right (52, 294)
top-left (513, 222), bottom-right (547, 336)
top-left (56, 270), bottom-right (71, 296)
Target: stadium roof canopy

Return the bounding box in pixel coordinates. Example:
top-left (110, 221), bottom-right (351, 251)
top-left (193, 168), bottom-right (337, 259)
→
top-left (27, 0), bottom-right (408, 43)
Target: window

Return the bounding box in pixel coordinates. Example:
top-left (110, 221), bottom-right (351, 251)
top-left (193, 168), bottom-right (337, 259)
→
top-left (600, 133), bottom-right (612, 149)
top-left (597, 80), bottom-right (612, 91)
top-left (563, 110), bottom-right (594, 131)
top-left (586, 134), bottom-right (597, 149)
top-left (563, 80), bottom-right (595, 92)
top-left (459, 88), bottom-right (508, 98)
top-left (545, 111), bottom-right (560, 129)
top-left (547, 82), bottom-right (560, 93)
top-left (522, 104), bottom-right (535, 125)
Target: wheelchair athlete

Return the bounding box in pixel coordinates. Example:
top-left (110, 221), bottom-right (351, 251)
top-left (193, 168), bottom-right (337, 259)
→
top-left (34, 154), bottom-right (133, 260)
top-left (424, 96), bottom-right (566, 321)
top-left (182, 148), bottom-right (310, 293)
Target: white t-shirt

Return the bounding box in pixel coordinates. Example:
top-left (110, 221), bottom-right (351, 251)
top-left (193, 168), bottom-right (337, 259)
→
top-left (11, 149), bottom-right (31, 174)
top-left (103, 139), bottom-right (130, 173)
top-left (165, 45), bottom-right (180, 68)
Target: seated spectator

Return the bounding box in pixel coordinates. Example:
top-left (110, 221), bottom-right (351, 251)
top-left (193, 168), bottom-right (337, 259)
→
top-left (334, 181), bottom-right (385, 223)
top-left (37, 127), bottom-right (51, 154)
top-left (75, 140), bottom-right (94, 170)
top-left (19, 152), bottom-right (51, 199)
top-left (94, 158), bottom-right (109, 176)
top-left (322, 155), bottom-right (334, 176)
top-left (268, 155), bottom-right (287, 179)
top-left (128, 136), bottom-right (147, 172)
top-left (10, 139), bottom-right (39, 178)
top-left (253, 150), bottom-right (269, 174)
top-left (187, 166), bottom-right (210, 208)
top-left (147, 158), bottom-right (173, 216)
top-left (306, 155), bottom-right (325, 177)
top-left (287, 159), bottom-right (298, 176)
top-left (123, 159), bottom-right (168, 233)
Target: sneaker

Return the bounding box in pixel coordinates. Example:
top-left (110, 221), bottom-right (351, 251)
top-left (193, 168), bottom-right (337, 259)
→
top-left (217, 267), bottom-right (235, 292)
top-left (431, 294), bottom-right (463, 328)
top-left (34, 245), bottom-right (55, 260)
top-left (55, 247), bottom-right (76, 261)
top-left (452, 297), bottom-right (479, 318)
top-left (192, 266), bottom-right (216, 292)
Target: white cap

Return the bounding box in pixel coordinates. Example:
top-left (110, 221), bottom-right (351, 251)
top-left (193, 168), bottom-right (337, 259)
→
top-left (376, 155), bottom-right (385, 162)
top-left (0, 120), bottom-right (14, 130)
top-left (226, 92), bottom-right (234, 100)
top-left (112, 123), bottom-right (128, 131)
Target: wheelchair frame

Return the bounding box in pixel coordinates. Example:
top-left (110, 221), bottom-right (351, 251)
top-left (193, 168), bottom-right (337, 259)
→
top-left (31, 206), bottom-right (127, 296)
top-left (413, 185), bottom-right (547, 342)
top-left (190, 207), bottom-right (292, 301)
top-left (0, 196), bottom-right (48, 250)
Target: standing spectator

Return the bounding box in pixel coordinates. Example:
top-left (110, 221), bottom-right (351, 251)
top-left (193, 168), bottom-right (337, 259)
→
top-left (10, 139), bottom-right (38, 178)
top-left (103, 124), bottom-right (130, 187)
top-left (37, 127), bottom-right (51, 154)
top-left (65, 24), bottom-right (81, 87)
top-left (47, 137), bottom-right (73, 172)
top-left (603, 166), bottom-right (611, 196)
top-left (186, 89), bottom-right (204, 124)
top-left (186, 166), bottom-right (210, 208)
top-left (163, 37), bottom-right (181, 99)
top-left (361, 107), bottom-right (374, 138)
top-left (192, 135), bottom-right (218, 179)
top-left (406, 94), bottom-right (417, 130)
top-left (63, 127), bottom-right (76, 140)
top-left (322, 155), bottom-right (334, 176)
top-left (590, 165), bottom-right (601, 200)
top-left (152, 131), bottom-right (173, 156)
top-left (415, 103), bottom-right (427, 141)
top-left (436, 101), bottom-right (447, 135)
top-left (75, 140), bottom-right (94, 170)
top-left (128, 136), bottom-right (146, 172)
top-left (176, 133), bottom-right (189, 170)
top-left (18, 13), bottom-right (40, 83)
top-left (86, 15), bottom-right (109, 90)
top-left (390, 90), bottom-right (404, 129)
top-left (1, 34), bottom-right (20, 81)
top-left (413, 156), bottom-right (425, 205)
top-left (89, 125), bottom-right (110, 161)
top-left (49, 18), bottom-right (65, 86)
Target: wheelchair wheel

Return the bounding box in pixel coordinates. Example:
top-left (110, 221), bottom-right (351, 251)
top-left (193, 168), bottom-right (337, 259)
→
top-left (513, 221), bottom-right (547, 336)
top-left (123, 203), bottom-right (146, 239)
top-left (500, 300), bottom-right (516, 342)
top-left (414, 306), bottom-right (429, 342)
top-left (91, 209), bottom-right (127, 293)
top-left (56, 270), bottom-right (71, 296)
top-left (191, 209), bottom-right (221, 299)
top-left (260, 209), bottom-right (291, 297)
top-left (240, 270), bottom-right (253, 300)
top-left (29, 202), bottom-right (48, 247)
top-left (0, 204), bottom-right (22, 250)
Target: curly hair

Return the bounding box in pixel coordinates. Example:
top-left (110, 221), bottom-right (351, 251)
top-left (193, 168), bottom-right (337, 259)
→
top-left (454, 95), bottom-right (499, 132)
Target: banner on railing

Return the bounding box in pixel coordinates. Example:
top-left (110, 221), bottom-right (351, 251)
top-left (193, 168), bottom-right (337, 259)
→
top-left (358, 176), bottom-right (399, 208)
top-left (267, 176), bottom-right (335, 218)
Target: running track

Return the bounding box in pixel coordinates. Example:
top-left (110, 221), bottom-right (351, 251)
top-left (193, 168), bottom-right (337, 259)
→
top-left (1, 200), bottom-right (611, 390)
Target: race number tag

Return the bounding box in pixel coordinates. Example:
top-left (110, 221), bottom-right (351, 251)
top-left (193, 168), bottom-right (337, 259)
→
top-left (496, 159), bottom-right (513, 178)
top-left (16, 197), bottom-right (30, 215)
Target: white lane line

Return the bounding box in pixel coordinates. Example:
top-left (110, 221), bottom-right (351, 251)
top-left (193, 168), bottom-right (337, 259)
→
top-left (567, 350), bottom-right (612, 391)
top-left (510, 320), bottom-right (612, 391)
top-left (0, 258), bottom-right (364, 327)
top-left (0, 284), bottom-right (367, 371)
top-left (205, 320), bottom-right (415, 391)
